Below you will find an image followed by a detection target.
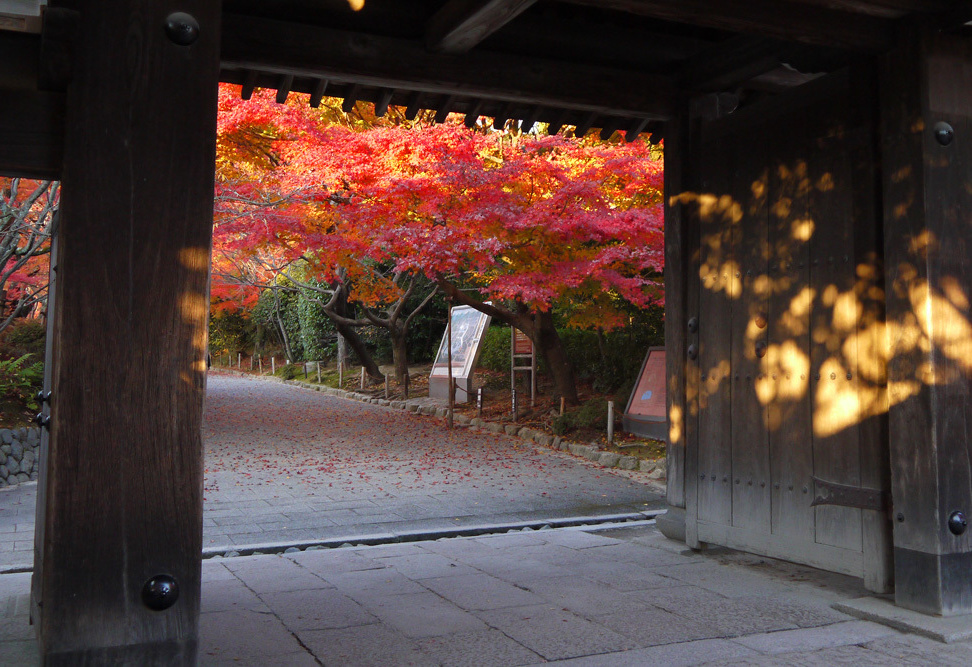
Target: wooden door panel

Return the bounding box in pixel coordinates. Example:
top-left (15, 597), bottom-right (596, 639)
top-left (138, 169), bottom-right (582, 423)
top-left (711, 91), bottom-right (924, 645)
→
top-left (809, 144), bottom-right (864, 553)
top-left (767, 143), bottom-right (816, 545)
top-left (730, 136), bottom-right (772, 533)
top-left (697, 137), bottom-right (734, 526)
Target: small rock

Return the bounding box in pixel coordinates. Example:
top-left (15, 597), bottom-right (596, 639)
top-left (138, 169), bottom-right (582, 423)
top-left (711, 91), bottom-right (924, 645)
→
top-left (540, 524), bottom-right (552, 530)
top-left (655, 459), bottom-right (667, 475)
top-left (517, 427), bottom-right (533, 439)
top-left (10, 441), bottom-right (23, 460)
top-left (552, 436), bottom-right (562, 449)
top-left (0, 450), bottom-right (6, 465)
top-left (648, 468), bottom-right (665, 481)
top-left (455, 414), bottom-right (471, 425)
top-left (0, 430), bottom-right (12, 445)
top-left (618, 456), bottom-right (638, 470)
top-left (6, 458), bottom-right (19, 475)
top-left (487, 423), bottom-right (505, 434)
top-left (15, 473), bottom-right (29, 483)
top-left (284, 547), bottom-right (301, 554)
top-left (0, 464), bottom-right (8, 479)
top-left (26, 429), bottom-right (40, 444)
top-left (504, 425), bottom-right (519, 436)
top-left (23, 449), bottom-right (35, 468)
top-left (305, 545), bottom-right (325, 551)
top-left (2, 444), bottom-right (12, 455)
top-left (470, 418), bottom-right (484, 427)
top-left (537, 435), bottom-right (553, 447)
top-left (339, 542), bottom-right (355, 548)
top-left (407, 405), bottom-right (419, 413)
top-left (521, 526), bottom-right (534, 532)
top-left (29, 471), bottom-right (38, 481)
top-left (0, 477), bottom-right (6, 487)
top-left (223, 551), bottom-right (240, 558)
top-left (639, 460), bottom-right (655, 473)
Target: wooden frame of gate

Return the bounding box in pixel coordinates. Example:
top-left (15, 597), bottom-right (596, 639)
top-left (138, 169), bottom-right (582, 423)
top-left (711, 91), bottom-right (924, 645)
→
top-left (3, 0), bottom-right (972, 661)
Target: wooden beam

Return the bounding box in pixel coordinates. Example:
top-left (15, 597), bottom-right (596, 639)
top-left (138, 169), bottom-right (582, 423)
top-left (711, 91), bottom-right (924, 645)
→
top-left (880, 27), bottom-right (972, 617)
top-left (309, 78), bottom-right (328, 108)
top-left (31, 0), bottom-right (220, 661)
top-left (426, 0), bottom-right (537, 53)
top-left (679, 36), bottom-right (783, 92)
top-left (275, 74), bottom-right (293, 104)
top-left (0, 89), bottom-right (63, 179)
top-left (561, 0), bottom-right (894, 51)
top-left (788, 0), bottom-right (948, 17)
top-left (221, 13), bottom-right (673, 120)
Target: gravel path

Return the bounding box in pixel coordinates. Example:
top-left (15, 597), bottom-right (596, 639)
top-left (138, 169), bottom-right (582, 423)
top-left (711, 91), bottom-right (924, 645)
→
top-left (202, 372), bottom-right (662, 550)
top-left (1, 372), bottom-right (663, 568)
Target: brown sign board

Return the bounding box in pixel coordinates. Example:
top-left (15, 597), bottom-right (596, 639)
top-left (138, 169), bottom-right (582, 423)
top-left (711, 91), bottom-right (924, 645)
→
top-left (623, 347), bottom-right (668, 441)
top-left (513, 328), bottom-right (533, 355)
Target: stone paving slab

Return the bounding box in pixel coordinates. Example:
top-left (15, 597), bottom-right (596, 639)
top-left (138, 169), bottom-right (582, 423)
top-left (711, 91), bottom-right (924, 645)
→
top-left (4, 524), bottom-right (972, 665)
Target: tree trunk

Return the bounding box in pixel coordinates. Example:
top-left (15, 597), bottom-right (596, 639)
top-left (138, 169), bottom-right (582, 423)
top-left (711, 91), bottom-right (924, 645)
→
top-left (272, 288), bottom-right (294, 362)
top-left (390, 327), bottom-right (409, 386)
top-left (331, 317), bottom-right (383, 381)
top-left (536, 311), bottom-right (579, 405)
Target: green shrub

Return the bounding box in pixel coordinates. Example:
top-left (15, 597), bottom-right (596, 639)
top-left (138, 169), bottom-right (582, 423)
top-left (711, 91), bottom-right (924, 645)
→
top-left (552, 397), bottom-right (612, 435)
top-left (0, 354), bottom-right (44, 412)
top-left (278, 363), bottom-right (304, 380)
top-left (478, 326), bottom-right (511, 372)
top-left (0, 319), bottom-right (46, 361)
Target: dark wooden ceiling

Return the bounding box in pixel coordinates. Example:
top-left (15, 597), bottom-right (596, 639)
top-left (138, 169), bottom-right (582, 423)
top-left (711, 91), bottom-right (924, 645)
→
top-left (1, 0), bottom-right (970, 174)
top-left (216, 0), bottom-right (970, 139)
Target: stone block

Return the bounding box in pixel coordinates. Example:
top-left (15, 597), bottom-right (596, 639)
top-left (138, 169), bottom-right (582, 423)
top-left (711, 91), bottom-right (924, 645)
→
top-left (10, 441), bottom-right (23, 460)
top-left (470, 418), bottom-right (484, 427)
top-left (0, 429), bottom-right (11, 444)
top-left (640, 460), bottom-right (656, 473)
top-left (505, 425), bottom-right (519, 436)
top-left (584, 448), bottom-right (603, 462)
top-left (15, 472), bottom-right (28, 483)
top-left (618, 455), bottom-right (638, 470)
top-left (6, 458), bottom-right (19, 475)
top-left (517, 427), bottom-right (534, 439)
top-left (486, 423), bottom-right (505, 434)
top-left (568, 443), bottom-right (590, 457)
top-left (598, 452), bottom-right (621, 468)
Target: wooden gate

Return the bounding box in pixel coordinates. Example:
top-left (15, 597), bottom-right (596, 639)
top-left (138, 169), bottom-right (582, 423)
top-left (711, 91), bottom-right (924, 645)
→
top-left (684, 72), bottom-right (893, 591)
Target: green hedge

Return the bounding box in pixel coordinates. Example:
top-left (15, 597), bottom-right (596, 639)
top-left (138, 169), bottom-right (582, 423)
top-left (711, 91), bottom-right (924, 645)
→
top-left (477, 304), bottom-right (664, 395)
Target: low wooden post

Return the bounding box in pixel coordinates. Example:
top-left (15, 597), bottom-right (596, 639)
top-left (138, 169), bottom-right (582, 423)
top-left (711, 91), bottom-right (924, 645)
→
top-left (316, 361), bottom-right (321, 383)
top-left (338, 360), bottom-right (343, 388)
top-left (512, 388), bottom-right (518, 422)
top-left (271, 357), bottom-right (275, 374)
top-left (360, 366), bottom-right (365, 389)
top-left (448, 378), bottom-right (455, 429)
top-left (258, 356), bottom-right (263, 373)
top-left (607, 400), bottom-right (615, 444)
top-left (560, 397), bottom-right (565, 416)
top-left (237, 352), bottom-right (241, 368)
top-left (477, 387), bottom-right (483, 418)
top-left (447, 300), bottom-right (454, 428)
top-left (250, 355), bottom-right (254, 371)
top-left (303, 363), bottom-right (307, 379)
top-left (384, 374), bottom-right (389, 399)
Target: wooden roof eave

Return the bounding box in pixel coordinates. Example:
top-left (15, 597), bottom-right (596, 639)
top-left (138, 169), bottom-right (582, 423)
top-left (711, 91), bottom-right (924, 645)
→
top-left (219, 12), bottom-right (676, 122)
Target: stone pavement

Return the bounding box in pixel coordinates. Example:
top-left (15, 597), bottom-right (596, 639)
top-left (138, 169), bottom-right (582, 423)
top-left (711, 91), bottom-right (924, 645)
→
top-left (4, 522), bottom-right (971, 665)
top-left (1, 372), bottom-right (662, 570)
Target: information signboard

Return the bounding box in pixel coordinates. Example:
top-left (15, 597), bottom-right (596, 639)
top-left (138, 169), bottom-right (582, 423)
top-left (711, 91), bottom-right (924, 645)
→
top-left (622, 347), bottom-right (668, 441)
top-left (429, 305), bottom-right (491, 403)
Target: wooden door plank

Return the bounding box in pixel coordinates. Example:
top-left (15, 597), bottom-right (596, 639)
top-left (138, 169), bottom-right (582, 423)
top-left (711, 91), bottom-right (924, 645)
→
top-left (730, 131), bottom-right (772, 533)
top-left (664, 110), bottom-right (689, 511)
top-left (809, 128), bottom-right (864, 553)
top-left (696, 132), bottom-right (735, 527)
top-left (766, 120), bottom-right (816, 546)
top-left (33, 1), bottom-right (221, 661)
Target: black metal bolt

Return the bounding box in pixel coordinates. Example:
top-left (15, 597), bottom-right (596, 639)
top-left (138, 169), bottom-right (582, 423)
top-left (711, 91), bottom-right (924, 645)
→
top-left (142, 574), bottom-right (179, 611)
top-left (688, 344), bottom-right (698, 360)
top-left (897, 513), bottom-right (905, 523)
top-left (948, 511), bottom-right (968, 536)
top-left (165, 12), bottom-right (199, 46)
top-left (934, 121), bottom-right (955, 146)
top-left (688, 317), bottom-right (699, 334)
top-left (35, 390), bottom-right (51, 403)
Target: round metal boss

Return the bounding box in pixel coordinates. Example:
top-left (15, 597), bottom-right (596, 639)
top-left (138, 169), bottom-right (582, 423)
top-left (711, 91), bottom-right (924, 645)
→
top-left (948, 511), bottom-right (968, 536)
top-left (165, 12), bottom-right (199, 45)
top-left (142, 574), bottom-right (179, 611)
top-left (934, 121), bottom-right (955, 146)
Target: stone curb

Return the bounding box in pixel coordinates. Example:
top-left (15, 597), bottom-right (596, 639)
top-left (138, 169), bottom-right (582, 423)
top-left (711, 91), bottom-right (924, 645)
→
top-left (214, 369), bottom-right (667, 479)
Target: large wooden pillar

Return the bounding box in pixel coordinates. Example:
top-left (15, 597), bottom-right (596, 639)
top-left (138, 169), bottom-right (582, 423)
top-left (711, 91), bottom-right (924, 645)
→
top-left (31, 1), bottom-right (221, 661)
top-left (881, 27), bottom-right (972, 616)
